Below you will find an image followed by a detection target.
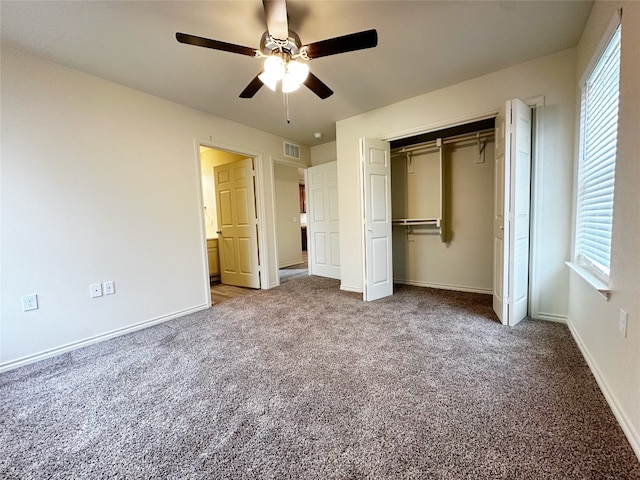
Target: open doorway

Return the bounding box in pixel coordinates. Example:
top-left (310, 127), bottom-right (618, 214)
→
top-left (273, 162), bottom-right (308, 284)
top-left (388, 119), bottom-right (496, 296)
top-left (199, 144), bottom-right (262, 304)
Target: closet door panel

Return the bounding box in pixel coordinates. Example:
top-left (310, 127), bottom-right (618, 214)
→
top-left (361, 138), bottom-right (393, 301)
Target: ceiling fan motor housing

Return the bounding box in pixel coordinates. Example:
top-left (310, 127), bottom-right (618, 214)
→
top-left (260, 30), bottom-right (305, 60)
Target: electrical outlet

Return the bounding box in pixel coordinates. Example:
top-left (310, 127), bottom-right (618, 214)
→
top-left (22, 294), bottom-right (38, 311)
top-left (90, 283), bottom-right (103, 298)
top-left (619, 309), bottom-right (628, 338)
top-left (103, 281), bottom-right (115, 295)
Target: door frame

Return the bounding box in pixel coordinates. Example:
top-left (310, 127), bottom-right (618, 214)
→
top-left (523, 95), bottom-right (546, 321)
top-left (195, 139), bottom-right (269, 292)
top-left (269, 155), bottom-right (309, 286)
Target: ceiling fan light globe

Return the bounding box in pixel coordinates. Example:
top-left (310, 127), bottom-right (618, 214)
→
top-left (287, 60), bottom-right (309, 85)
top-left (259, 56), bottom-right (285, 91)
top-left (281, 73), bottom-right (301, 93)
top-left (263, 55), bottom-right (285, 77)
top-left (258, 71), bottom-right (279, 91)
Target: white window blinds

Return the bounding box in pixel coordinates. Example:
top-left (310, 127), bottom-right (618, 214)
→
top-left (575, 25), bottom-right (621, 278)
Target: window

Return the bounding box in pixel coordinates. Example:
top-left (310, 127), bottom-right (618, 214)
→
top-left (575, 23), bottom-right (621, 280)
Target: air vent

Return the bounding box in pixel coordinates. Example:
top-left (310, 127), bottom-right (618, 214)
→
top-left (283, 141), bottom-right (300, 159)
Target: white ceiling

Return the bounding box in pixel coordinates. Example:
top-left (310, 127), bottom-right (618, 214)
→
top-left (0, 1), bottom-right (593, 146)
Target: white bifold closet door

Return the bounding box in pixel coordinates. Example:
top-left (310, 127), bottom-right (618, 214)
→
top-left (361, 137), bottom-right (393, 301)
top-left (493, 99), bottom-right (532, 326)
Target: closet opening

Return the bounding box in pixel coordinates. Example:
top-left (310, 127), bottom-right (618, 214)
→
top-left (389, 118), bottom-right (496, 295)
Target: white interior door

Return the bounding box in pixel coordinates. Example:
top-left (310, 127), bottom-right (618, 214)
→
top-left (361, 138), bottom-right (393, 301)
top-left (214, 158), bottom-right (260, 289)
top-left (307, 162), bottom-right (341, 279)
top-left (493, 99), bottom-right (532, 326)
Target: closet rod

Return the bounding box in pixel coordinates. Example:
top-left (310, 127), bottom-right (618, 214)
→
top-left (391, 128), bottom-right (494, 156)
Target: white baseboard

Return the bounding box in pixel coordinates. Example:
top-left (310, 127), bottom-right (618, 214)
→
top-left (0, 303), bottom-right (210, 373)
top-left (566, 316), bottom-right (640, 461)
top-left (534, 312), bottom-right (568, 323)
top-left (340, 284), bottom-right (362, 293)
top-left (394, 279), bottom-right (492, 295)
top-left (278, 259), bottom-right (304, 269)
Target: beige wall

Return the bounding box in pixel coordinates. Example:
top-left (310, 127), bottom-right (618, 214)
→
top-left (274, 163), bottom-right (303, 268)
top-left (336, 48), bottom-right (576, 322)
top-left (0, 45), bottom-right (310, 367)
top-left (310, 141), bottom-right (337, 166)
top-left (567, 1), bottom-right (640, 458)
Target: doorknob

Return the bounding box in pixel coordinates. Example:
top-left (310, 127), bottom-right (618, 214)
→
top-left (216, 230), bottom-right (222, 235)
top-left (367, 228), bottom-right (372, 232)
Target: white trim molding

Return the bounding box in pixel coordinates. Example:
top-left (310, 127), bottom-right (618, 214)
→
top-left (534, 312), bottom-right (568, 324)
top-left (566, 261), bottom-right (611, 300)
top-left (525, 95), bottom-right (547, 320)
top-left (566, 316), bottom-right (640, 461)
top-left (340, 284), bottom-right (362, 294)
top-left (196, 139), bottom-right (270, 290)
top-left (383, 111), bottom-right (500, 143)
top-left (395, 279), bottom-right (492, 295)
top-left (0, 304), bottom-right (209, 373)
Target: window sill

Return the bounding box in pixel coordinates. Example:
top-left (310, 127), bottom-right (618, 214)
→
top-left (565, 262), bottom-right (611, 300)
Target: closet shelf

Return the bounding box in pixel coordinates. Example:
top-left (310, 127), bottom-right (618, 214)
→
top-left (393, 218), bottom-right (446, 242)
top-left (392, 218), bottom-right (441, 227)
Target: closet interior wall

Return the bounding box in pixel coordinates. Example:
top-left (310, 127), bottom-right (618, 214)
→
top-left (391, 131), bottom-right (495, 294)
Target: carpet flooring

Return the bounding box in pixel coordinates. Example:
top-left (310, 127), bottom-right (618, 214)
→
top-left (1, 276), bottom-right (638, 479)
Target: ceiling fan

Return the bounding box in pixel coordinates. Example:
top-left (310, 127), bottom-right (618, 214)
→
top-left (176, 0), bottom-right (378, 100)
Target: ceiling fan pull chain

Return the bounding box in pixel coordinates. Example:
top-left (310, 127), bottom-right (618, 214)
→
top-left (284, 92), bottom-right (291, 124)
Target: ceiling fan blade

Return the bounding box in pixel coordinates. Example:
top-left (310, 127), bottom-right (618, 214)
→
top-left (263, 0), bottom-right (289, 40)
top-left (239, 74), bottom-right (265, 98)
top-left (303, 29), bottom-right (378, 59)
top-left (176, 32), bottom-right (257, 57)
top-left (303, 72), bottom-right (333, 99)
